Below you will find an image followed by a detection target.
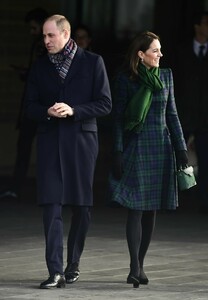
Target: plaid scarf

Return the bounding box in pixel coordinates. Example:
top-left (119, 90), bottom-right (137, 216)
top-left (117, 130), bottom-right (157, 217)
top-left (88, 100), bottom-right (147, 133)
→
top-left (48, 38), bottom-right (77, 79)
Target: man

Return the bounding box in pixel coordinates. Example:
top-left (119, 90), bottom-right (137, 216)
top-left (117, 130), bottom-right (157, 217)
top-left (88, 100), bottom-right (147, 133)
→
top-left (25, 14), bottom-right (112, 289)
top-left (0, 7), bottom-right (48, 200)
top-left (73, 24), bottom-right (92, 51)
top-left (173, 11), bottom-right (208, 213)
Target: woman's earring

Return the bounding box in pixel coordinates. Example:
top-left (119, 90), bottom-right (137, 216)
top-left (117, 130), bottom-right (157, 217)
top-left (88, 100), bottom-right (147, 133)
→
top-left (141, 57), bottom-right (144, 62)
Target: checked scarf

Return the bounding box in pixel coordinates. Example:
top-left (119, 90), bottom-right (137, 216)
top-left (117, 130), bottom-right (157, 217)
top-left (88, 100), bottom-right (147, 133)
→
top-left (48, 38), bottom-right (77, 80)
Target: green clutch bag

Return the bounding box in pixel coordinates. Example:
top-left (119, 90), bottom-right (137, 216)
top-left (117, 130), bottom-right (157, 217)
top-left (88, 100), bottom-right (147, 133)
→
top-left (177, 166), bottom-right (197, 191)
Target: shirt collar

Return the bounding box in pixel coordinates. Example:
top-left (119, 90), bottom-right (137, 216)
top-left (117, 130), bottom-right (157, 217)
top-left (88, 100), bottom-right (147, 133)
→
top-left (193, 39), bottom-right (208, 56)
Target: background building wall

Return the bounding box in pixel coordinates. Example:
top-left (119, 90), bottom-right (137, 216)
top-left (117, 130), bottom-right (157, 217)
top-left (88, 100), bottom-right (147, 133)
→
top-left (0, 0), bottom-right (207, 177)
top-left (0, 0), bottom-right (61, 175)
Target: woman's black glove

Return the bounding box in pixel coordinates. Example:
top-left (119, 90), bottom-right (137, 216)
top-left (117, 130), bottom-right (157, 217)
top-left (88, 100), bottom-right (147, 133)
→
top-left (112, 151), bottom-right (123, 180)
top-left (176, 150), bottom-right (188, 169)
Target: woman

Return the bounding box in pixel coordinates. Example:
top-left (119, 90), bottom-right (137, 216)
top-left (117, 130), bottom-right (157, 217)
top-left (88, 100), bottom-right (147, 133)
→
top-left (108, 31), bottom-right (188, 288)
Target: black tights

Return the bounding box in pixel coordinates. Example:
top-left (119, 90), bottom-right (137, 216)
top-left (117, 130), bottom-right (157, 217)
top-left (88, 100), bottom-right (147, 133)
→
top-left (126, 210), bottom-right (156, 276)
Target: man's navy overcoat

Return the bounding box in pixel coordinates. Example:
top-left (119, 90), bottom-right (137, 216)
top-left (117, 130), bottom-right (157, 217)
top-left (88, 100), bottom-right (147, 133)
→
top-left (25, 47), bottom-right (112, 206)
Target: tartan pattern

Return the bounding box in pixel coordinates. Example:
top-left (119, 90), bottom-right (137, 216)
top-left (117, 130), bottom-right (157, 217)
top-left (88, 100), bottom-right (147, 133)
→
top-left (108, 68), bottom-right (187, 210)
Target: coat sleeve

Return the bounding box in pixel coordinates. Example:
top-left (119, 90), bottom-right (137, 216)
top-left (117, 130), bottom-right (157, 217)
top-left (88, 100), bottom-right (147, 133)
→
top-left (166, 68), bottom-right (187, 151)
top-left (73, 55), bottom-right (112, 120)
top-left (24, 61), bottom-right (51, 122)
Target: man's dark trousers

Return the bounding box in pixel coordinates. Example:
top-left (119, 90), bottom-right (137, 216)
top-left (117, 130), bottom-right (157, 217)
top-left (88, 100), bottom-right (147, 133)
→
top-left (42, 204), bottom-right (91, 276)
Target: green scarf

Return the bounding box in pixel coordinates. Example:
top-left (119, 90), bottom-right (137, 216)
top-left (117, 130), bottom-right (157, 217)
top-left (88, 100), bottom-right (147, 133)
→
top-left (124, 63), bottom-right (164, 132)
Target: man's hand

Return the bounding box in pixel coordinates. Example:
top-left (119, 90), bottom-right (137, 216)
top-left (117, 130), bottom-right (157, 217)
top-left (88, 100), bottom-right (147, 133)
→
top-left (47, 102), bottom-right (74, 118)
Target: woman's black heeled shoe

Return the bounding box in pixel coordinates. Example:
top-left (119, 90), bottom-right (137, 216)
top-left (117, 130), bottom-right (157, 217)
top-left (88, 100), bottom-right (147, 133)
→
top-left (127, 274), bottom-right (140, 288)
top-left (139, 269), bottom-right (149, 285)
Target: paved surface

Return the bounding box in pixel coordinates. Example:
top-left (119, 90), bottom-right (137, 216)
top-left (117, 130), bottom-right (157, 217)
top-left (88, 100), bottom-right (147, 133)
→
top-left (0, 179), bottom-right (208, 300)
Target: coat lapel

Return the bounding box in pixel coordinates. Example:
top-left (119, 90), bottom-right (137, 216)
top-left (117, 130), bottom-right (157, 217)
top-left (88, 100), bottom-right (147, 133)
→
top-left (64, 47), bottom-right (84, 84)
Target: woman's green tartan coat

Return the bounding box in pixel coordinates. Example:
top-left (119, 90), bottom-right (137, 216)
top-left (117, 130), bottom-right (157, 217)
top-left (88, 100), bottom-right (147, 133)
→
top-left (108, 68), bottom-right (187, 210)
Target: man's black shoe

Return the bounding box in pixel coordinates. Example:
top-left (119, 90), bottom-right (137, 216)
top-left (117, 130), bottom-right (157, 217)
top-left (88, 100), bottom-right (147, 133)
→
top-left (40, 273), bottom-right (66, 289)
top-left (64, 262), bottom-right (80, 283)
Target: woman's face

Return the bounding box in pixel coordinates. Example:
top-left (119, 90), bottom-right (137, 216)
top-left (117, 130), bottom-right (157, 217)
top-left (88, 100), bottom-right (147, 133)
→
top-left (138, 39), bottom-right (163, 69)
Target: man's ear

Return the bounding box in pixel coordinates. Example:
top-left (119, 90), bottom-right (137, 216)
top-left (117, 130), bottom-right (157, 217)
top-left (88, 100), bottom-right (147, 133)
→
top-left (63, 29), bottom-right (70, 39)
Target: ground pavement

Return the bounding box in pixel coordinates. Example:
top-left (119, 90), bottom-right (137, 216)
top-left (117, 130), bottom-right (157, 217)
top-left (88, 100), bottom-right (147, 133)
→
top-left (0, 179), bottom-right (208, 300)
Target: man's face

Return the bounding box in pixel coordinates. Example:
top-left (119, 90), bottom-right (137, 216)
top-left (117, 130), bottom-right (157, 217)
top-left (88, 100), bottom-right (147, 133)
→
top-left (74, 28), bottom-right (91, 49)
top-left (43, 20), bottom-right (69, 54)
top-left (197, 15), bottom-right (208, 40)
top-left (29, 20), bottom-right (42, 37)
